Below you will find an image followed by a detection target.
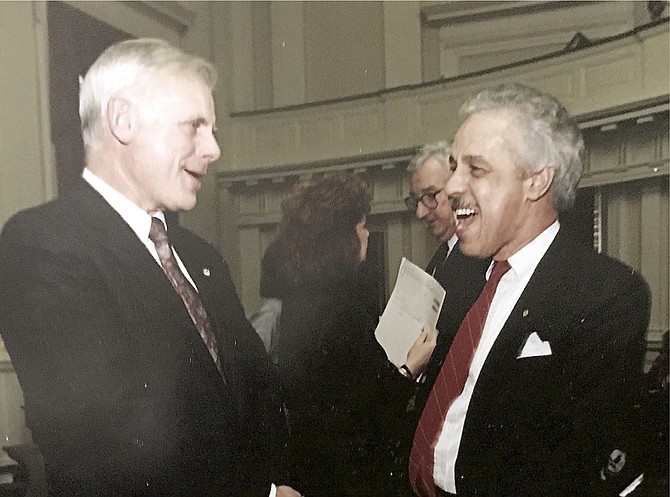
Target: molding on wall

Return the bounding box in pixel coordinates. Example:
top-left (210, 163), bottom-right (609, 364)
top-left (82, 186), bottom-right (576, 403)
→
top-left (578, 98), bottom-right (669, 129)
top-left (32, 1), bottom-right (57, 203)
top-left (219, 98), bottom-right (669, 191)
top-left (421, 1), bottom-right (600, 27)
top-left (122, 1), bottom-right (195, 34)
top-left (218, 147), bottom-right (416, 189)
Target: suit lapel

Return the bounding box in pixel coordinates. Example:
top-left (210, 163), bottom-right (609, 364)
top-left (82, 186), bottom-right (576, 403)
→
top-left (167, 222), bottom-right (233, 373)
top-left (69, 183), bottom-right (221, 376)
top-left (479, 229), bottom-right (577, 376)
top-left (426, 243), bottom-right (450, 276)
top-left (68, 182), bottom-right (169, 290)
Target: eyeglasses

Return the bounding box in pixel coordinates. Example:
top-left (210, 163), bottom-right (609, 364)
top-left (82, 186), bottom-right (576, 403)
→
top-left (404, 190), bottom-right (442, 212)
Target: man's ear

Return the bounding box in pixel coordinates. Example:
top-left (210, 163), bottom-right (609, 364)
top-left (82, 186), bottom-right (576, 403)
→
top-left (526, 167), bottom-right (555, 201)
top-left (106, 96), bottom-right (135, 144)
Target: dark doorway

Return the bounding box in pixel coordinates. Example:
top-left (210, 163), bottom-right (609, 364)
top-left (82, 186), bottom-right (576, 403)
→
top-left (47, 2), bottom-right (131, 195)
top-left (559, 187), bottom-right (596, 250)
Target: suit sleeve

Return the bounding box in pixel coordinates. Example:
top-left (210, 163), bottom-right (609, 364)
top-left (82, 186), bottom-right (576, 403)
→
top-left (528, 269), bottom-right (651, 496)
top-left (0, 216), bottom-right (159, 495)
top-left (213, 258), bottom-right (291, 495)
top-left (570, 271), bottom-right (651, 480)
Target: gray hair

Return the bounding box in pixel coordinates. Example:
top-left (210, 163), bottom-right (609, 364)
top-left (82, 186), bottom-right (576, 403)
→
top-left (460, 83), bottom-right (584, 212)
top-left (407, 141), bottom-right (452, 172)
top-left (79, 38), bottom-right (217, 149)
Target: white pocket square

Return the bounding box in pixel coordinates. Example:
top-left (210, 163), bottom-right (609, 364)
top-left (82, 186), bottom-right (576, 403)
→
top-left (518, 332), bottom-right (552, 358)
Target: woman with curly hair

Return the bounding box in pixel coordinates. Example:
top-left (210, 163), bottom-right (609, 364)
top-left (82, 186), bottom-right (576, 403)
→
top-left (271, 172), bottom-right (437, 497)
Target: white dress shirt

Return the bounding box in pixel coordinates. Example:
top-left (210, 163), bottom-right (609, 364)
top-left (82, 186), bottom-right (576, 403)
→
top-left (446, 233), bottom-right (458, 257)
top-left (433, 221), bottom-right (560, 493)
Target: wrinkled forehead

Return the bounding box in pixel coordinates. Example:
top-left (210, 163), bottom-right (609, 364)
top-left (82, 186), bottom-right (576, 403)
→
top-left (412, 158), bottom-right (451, 192)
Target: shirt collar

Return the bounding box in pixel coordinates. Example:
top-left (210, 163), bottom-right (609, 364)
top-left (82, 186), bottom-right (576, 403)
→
top-left (82, 168), bottom-right (167, 243)
top-left (446, 234), bottom-right (459, 253)
top-left (487, 220), bottom-right (560, 281)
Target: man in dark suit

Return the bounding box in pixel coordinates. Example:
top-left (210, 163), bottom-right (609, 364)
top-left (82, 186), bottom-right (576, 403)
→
top-left (405, 143), bottom-right (490, 373)
top-left (398, 144), bottom-right (489, 497)
top-left (409, 83), bottom-right (651, 497)
top-left (0, 39), bottom-right (299, 497)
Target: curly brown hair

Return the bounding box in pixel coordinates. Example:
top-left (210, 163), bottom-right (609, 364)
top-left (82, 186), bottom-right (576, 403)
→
top-left (273, 172), bottom-right (371, 290)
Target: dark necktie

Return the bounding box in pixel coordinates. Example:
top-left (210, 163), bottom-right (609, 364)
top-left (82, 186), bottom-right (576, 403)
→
top-left (427, 243), bottom-right (451, 277)
top-left (409, 260), bottom-right (511, 496)
top-left (149, 217), bottom-right (223, 378)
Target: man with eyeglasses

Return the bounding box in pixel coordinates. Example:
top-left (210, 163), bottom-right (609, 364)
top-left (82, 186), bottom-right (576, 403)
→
top-left (396, 143), bottom-right (489, 497)
top-left (406, 142), bottom-right (459, 272)
top-left (405, 143), bottom-right (490, 328)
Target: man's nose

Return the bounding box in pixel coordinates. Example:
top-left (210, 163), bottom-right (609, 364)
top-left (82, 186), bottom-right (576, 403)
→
top-left (415, 201), bottom-right (430, 219)
top-left (201, 131), bottom-right (221, 163)
top-left (445, 165), bottom-right (465, 198)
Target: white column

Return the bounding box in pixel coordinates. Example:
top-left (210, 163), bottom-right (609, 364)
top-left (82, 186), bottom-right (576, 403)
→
top-left (383, 2), bottom-right (422, 88)
top-left (271, 2), bottom-right (305, 107)
top-left (229, 2), bottom-right (255, 112)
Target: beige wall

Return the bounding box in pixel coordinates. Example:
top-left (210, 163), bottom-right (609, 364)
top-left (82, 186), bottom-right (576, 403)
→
top-left (0, 2), bottom-right (54, 229)
top-left (303, 2), bottom-right (385, 102)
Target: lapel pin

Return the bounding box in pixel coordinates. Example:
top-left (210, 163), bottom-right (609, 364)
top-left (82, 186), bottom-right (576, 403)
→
top-left (202, 268), bottom-right (211, 277)
top-left (522, 309), bottom-right (529, 317)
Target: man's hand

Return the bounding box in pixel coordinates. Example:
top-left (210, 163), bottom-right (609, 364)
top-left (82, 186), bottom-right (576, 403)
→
top-left (276, 485), bottom-right (302, 497)
top-left (404, 325), bottom-right (438, 378)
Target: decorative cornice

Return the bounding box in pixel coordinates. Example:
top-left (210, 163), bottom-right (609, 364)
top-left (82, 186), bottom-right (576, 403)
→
top-left (218, 148), bottom-right (416, 190)
top-left (218, 98), bottom-right (669, 191)
top-left (577, 97), bottom-right (669, 130)
top-left (421, 1), bottom-right (598, 27)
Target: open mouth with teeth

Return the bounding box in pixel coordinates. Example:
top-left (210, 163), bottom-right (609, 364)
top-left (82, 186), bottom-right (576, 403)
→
top-left (455, 208), bottom-right (477, 219)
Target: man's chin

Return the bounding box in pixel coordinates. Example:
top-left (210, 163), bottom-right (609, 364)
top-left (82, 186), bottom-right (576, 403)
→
top-left (457, 239), bottom-right (491, 259)
top-left (167, 197), bottom-right (198, 213)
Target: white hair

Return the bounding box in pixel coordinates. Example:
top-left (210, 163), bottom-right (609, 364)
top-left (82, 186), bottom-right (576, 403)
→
top-left (79, 38), bottom-right (217, 149)
top-left (408, 141), bottom-right (452, 172)
top-left (460, 83), bottom-right (584, 212)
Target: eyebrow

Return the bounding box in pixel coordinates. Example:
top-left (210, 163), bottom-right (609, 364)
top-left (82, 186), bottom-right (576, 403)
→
top-left (461, 154), bottom-right (489, 167)
top-left (183, 117), bottom-right (207, 125)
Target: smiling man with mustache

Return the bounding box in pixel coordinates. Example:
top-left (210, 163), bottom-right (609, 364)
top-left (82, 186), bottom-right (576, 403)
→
top-left (409, 83), bottom-right (651, 497)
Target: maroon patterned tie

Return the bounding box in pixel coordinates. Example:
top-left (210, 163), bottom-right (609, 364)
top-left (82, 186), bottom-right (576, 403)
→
top-left (409, 260), bottom-right (511, 496)
top-left (149, 217), bottom-right (223, 378)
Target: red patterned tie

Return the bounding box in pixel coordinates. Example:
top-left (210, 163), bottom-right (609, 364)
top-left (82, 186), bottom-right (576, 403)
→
top-left (409, 260), bottom-right (511, 496)
top-left (149, 217), bottom-right (223, 378)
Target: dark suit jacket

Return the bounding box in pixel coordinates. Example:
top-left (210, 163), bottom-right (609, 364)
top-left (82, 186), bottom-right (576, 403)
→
top-left (276, 277), bottom-right (416, 497)
top-left (428, 228), bottom-right (651, 496)
top-left (0, 182), bottom-right (286, 497)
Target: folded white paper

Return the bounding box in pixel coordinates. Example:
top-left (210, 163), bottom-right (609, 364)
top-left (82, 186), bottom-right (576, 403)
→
top-left (518, 331), bottom-right (552, 358)
top-left (375, 257), bottom-right (445, 368)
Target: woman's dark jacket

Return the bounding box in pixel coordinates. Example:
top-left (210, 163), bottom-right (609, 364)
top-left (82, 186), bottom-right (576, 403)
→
top-left (276, 276), bottom-right (416, 497)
